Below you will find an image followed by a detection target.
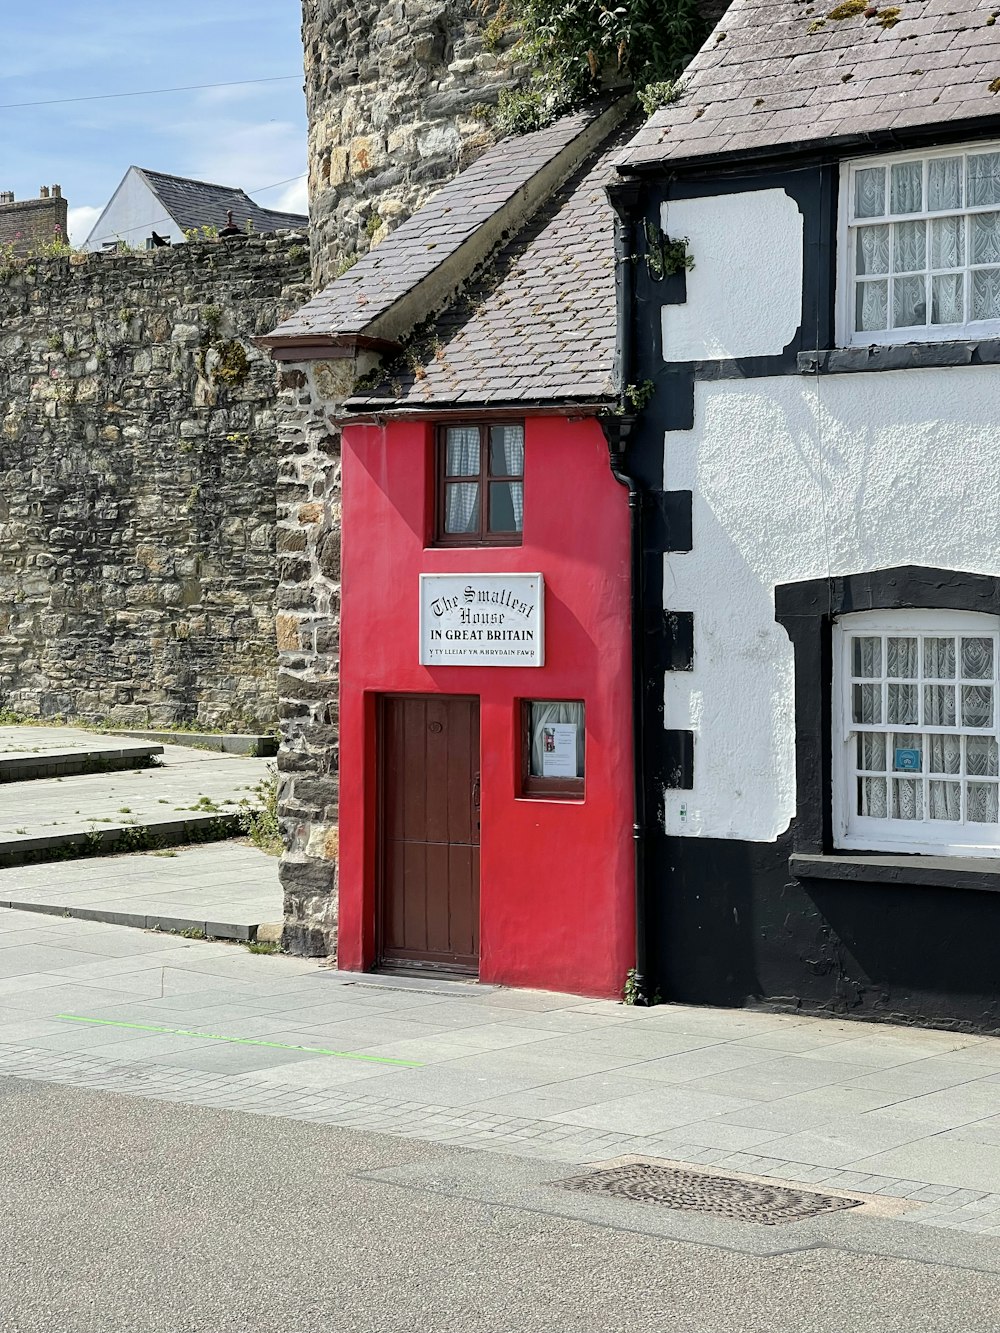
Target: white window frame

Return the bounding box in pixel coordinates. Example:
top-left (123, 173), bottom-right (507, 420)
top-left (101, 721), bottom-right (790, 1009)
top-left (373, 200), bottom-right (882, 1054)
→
top-left (833, 608), bottom-right (1000, 857)
top-left (838, 140), bottom-right (1000, 347)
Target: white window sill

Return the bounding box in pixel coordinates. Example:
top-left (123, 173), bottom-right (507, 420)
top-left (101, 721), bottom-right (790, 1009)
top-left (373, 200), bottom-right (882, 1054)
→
top-left (790, 852), bottom-right (1000, 894)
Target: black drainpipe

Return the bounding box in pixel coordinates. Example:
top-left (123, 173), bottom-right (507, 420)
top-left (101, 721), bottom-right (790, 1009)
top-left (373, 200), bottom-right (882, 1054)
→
top-left (602, 178), bottom-right (650, 1004)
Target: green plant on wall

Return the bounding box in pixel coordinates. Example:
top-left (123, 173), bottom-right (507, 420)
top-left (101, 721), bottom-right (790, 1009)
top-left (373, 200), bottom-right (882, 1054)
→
top-left (481, 0), bottom-right (712, 134)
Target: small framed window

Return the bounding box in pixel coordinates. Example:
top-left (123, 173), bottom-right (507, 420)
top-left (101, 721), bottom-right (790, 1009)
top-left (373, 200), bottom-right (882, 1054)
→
top-left (841, 141), bottom-right (1000, 345)
top-left (834, 609), bottom-right (1000, 856)
top-left (520, 700), bottom-right (585, 799)
top-left (435, 422), bottom-right (524, 546)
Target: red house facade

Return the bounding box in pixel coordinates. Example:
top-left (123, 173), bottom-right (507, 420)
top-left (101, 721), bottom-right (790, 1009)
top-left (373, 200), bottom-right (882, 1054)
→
top-left (264, 104), bottom-right (637, 997)
top-left (338, 412), bottom-right (632, 996)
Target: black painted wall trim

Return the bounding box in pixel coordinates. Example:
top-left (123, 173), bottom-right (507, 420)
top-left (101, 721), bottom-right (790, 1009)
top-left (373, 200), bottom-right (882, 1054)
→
top-left (664, 611), bottom-right (694, 671)
top-left (799, 341), bottom-right (1000, 375)
top-left (663, 730), bottom-right (694, 789)
top-left (775, 566), bottom-right (1000, 856)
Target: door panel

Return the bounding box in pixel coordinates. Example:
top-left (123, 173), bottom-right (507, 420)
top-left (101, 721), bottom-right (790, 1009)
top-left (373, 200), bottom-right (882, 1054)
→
top-left (380, 696), bottom-right (480, 972)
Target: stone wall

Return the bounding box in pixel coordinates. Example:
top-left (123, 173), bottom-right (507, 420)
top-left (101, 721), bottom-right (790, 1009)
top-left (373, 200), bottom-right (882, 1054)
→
top-left (0, 234), bottom-right (310, 729)
top-left (301, 0), bottom-right (527, 287)
top-left (273, 357), bottom-right (354, 953)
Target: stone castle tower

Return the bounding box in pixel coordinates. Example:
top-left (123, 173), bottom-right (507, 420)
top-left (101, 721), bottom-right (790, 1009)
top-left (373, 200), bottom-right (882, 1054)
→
top-left (301, 0), bottom-right (527, 287)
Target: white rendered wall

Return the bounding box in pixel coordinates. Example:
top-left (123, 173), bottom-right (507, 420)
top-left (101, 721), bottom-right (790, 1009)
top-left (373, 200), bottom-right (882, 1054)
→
top-left (660, 190), bottom-right (803, 361)
top-left (664, 366), bottom-right (1000, 842)
top-left (84, 169), bottom-right (186, 251)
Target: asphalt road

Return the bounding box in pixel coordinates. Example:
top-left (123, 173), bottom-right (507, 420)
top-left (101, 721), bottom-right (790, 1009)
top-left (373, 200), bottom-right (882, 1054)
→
top-left (3, 1077), bottom-right (1000, 1333)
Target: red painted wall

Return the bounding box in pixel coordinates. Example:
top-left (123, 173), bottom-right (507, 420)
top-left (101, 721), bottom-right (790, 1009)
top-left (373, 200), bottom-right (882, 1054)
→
top-left (339, 414), bottom-right (634, 999)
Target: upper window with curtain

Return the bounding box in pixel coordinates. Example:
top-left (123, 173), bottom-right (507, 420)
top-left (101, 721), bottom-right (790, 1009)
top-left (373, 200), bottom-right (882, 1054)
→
top-left (842, 142), bottom-right (1000, 345)
top-left (833, 609), bottom-right (1000, 857)
top-left (435, 423), bottom-right (524, 546)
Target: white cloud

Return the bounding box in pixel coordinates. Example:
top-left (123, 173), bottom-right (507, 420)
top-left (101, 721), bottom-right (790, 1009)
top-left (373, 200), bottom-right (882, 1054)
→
top-left (273, 177), bottom-right (308, 215)
top-left (68, 205), bottom-right (102, 245)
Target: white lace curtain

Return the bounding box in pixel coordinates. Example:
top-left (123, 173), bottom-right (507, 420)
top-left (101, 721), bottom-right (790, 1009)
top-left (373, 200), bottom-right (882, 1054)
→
top-left (491, 426), bottom-right (524, 530)
top-left (529, 701), bottom-right (584, 778)
top-left (445, 426), bottom-right (480, 533)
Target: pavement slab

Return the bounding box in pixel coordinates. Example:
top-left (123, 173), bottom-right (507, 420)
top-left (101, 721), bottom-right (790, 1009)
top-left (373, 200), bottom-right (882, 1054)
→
top-left (2, 905), bottom-right (1000, 1242)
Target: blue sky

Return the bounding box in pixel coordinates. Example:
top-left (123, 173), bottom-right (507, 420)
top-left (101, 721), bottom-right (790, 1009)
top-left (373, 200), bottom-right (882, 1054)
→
top-left (1, 2), bottom-right (308, 243)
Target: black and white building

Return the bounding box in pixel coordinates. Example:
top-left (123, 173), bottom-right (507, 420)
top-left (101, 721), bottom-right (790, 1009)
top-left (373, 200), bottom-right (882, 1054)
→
top-left (613, 0), bottom-right (1000, 1027)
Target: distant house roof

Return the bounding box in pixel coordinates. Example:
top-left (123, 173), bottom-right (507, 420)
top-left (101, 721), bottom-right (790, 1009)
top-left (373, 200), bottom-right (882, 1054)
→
top-left (343, 121), bottom-right (633, 413)
top-left (261, 99), bottom-right (628, 356)
top-left (620, 0), bottom-right (1000, 173)
top-left (138, 167), bottom-right (307, 234)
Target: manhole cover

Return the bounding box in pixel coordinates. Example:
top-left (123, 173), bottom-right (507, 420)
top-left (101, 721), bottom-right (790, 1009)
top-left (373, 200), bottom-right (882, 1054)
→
top-left (554, 1163), bottom-right (863, 1226)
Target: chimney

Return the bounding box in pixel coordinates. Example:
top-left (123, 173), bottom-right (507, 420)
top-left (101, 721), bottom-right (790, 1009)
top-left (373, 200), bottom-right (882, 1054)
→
top-left (39, 186), bottom-right (50, 198)
top-left (52, 185), bottom-right (62, 198)
top-left (0, 191), bottom-right (13, 205)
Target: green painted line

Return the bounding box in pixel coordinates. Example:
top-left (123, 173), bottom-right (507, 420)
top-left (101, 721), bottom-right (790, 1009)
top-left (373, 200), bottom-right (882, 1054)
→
top-left (55, 1015), bottom-right (422, 1066)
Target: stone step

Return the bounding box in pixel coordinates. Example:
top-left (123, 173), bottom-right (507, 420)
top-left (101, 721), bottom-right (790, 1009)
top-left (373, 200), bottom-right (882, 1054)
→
top-left (108, 729), bottom-right (278, 757)
top-left (0, 739), bottom-right (272, 870)
top-left (0, 726), bottom-right (163, 783)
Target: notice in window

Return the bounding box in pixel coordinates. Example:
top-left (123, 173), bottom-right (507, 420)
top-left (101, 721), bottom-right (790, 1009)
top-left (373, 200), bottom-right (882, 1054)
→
top-left (541, 723), bottom-right (578, 778)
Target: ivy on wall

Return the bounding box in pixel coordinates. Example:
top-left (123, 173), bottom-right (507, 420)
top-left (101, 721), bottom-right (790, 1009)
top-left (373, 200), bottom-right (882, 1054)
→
top-left (481, 0), bottom-right (713, 134)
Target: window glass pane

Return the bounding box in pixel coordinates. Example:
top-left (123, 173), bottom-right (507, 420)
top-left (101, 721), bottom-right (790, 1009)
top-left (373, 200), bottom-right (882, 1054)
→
top-left (444, 482), bottom-right (480, 534)
top-left (962, 684), bottom-right (993, 728)
top-left (445, 427), bottom-right (481, 477)
top-left (928, 156), bottom-right (962, 211)
top-left (923, 637), bottom-right (955, 678)
top-left (852, 636), bottom-right (881, 677)
top-left (887, 637), bottom-right (917, 677)
top-left (929, 781), bottom-right (961, 820)
top-left (892, 732), bottom-right (922, 770)
top-left (892, 778), bottom-right (923, 820)
top-left (930, 214), bottom-right (964, 269)
top-left (858, 732), bottom-right (886, 770)
top-left (856, 280), bottom-right (888, 332)
top-left (854, 166), bottom-right (886, 218)
top-left (923, 684), bottom-right (956, 727)
top-left (853, 683), bottom-right (881, 724)
top-left (887, 683), bottom-right (918, 725)
top-left (893, 220), bottom-right (926, 273)
top-left (890, 161), bottom-right (923, 215)
top-left (488, 424), bottom-right (524, 478)
top-left (971, 211), bottom-right (1000, 265)
top-left (856, 225), bottom-right (889, 275)
top-left (487, 481), bottom-right (523, 534)
top-left (931, 273), bottom-right (964, 325)
top-left (859, 776), bottom-right (887, 818)
top-left (528, 701), bottom-right (584, 779)
top-left (967, 735), bottom-right (999, 776)
top-left (971, 267), bottom-right (1000, 321)
top-left (928, 733), bottom-right (961, 773)
top-left (961, 636), bottom-right (994, 679)
top-left (967, 782), bottom-right (999, 823)
top-left (967, 152), bottom-right (1000, 207)
top-left (892, 274), bottom-right (927, 328)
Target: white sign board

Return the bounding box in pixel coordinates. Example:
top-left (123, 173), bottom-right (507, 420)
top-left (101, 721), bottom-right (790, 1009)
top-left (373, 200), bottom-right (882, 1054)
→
top-left (419, 573), bottom-right (544, 667)
top-left (541, 722), bottom-right (578, 777)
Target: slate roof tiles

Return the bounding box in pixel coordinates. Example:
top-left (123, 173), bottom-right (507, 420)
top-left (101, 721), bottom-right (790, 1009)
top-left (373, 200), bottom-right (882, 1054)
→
top-left (139, 168), bottom-right (307, 235)
top-left (266, 106), bottom-right (616, 347)
top-left (620, 0), bottom-right (1000, 170)
top-left (343, 121), bottom-right (633, 412)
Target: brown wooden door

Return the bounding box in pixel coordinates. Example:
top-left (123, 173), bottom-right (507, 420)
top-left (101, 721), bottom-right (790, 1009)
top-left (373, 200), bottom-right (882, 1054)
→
top-left (379, 695), bottom-right (480, 973)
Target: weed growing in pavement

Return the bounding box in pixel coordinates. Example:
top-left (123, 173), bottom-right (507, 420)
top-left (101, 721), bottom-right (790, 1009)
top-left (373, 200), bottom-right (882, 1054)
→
top-left (244, 940), bottom-right (282, 955)
top-left (180, 927), bottom-right (207, 940)
top-left (239, 764), bottom-right (282, 857)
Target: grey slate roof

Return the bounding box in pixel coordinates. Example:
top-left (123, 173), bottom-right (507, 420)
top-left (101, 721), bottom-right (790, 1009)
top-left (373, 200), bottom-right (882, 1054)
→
top-left (264, 103), bottom-right (621, 348)
top-left (343, 122), bottom-right (633, 412)
top-left (139, 168), bottom-right (307, 234)
top-left (620, 0), bottom-right (1000, 171)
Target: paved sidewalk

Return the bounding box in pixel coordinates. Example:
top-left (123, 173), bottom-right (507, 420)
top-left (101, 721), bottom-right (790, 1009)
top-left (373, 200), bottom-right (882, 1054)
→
top-left (2, 906), bottom-right (1000, 1239)
top-left (0, 843), bottom-right (281, 939)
